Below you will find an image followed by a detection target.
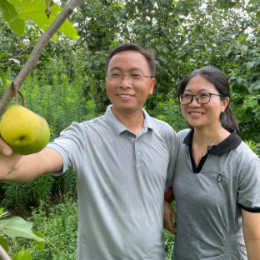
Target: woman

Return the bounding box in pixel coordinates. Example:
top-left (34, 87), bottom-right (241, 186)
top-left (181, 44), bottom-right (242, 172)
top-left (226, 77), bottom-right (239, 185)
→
top-left (164, 66), bottom-right (260, 260)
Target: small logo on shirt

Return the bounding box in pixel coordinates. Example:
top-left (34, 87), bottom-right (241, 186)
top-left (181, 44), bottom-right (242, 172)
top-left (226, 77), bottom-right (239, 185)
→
top-left (217, 174), bottom-right (223, 182)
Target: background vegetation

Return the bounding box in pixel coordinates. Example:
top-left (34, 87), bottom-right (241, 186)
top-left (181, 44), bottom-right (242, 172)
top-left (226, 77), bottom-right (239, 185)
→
top-left (0, 0), bottom-right (259, 259)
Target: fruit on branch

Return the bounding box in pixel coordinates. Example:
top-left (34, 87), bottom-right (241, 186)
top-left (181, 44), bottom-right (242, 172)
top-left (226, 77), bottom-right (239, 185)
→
top-left (0, 105), bottom-right (50, 155)
top-left (0, 84), bottom-right (50, 155)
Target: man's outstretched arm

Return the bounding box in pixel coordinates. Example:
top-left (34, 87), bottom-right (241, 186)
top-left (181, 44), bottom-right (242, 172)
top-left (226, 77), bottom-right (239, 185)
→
top-left (0, 137), bottom-right (63, 183)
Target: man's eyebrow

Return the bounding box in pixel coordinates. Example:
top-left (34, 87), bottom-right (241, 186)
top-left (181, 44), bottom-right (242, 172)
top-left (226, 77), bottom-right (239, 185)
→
top-left (109, 67), bottom-right (143, 72)
top-left (109, 66), bottom-right (121, 71)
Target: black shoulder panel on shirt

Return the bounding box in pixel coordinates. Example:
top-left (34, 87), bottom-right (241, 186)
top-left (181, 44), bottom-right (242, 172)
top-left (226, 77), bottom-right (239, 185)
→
top-left (240, 204), bottom-right (260, 213)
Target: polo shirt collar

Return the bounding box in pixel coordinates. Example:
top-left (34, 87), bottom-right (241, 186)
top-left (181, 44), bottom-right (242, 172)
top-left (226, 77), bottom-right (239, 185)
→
top-left (104, 105), bottom-right (154, 136)
top-left (183, 128), bottom-right (242, 156)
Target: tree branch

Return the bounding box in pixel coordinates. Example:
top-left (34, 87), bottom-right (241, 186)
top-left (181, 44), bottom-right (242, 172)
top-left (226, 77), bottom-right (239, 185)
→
top-left (0, 0), bottom-right (82, 116)
top-left (0, 245), bottom-right (12, 260)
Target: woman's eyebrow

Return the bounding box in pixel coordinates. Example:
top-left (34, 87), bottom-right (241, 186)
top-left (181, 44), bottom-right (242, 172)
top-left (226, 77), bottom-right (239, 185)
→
top-left (184, 88), bottom-right (209, 92)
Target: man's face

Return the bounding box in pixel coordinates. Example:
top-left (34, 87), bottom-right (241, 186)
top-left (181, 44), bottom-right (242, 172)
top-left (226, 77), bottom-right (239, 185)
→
top-left (106, 50), bottom-right (155, 116)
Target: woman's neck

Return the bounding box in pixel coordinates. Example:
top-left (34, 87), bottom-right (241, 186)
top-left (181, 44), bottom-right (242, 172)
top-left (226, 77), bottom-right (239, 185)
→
top-left (192, 125), bottom-right (231, 166)
top-left (192, 125), bottom-right (230, 148)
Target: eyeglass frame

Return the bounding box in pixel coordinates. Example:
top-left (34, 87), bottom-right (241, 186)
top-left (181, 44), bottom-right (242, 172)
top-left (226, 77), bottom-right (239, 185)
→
top-left (106, 73), bottom-right (154, 83)
top-left (179, 92), bottom-right (226, 105)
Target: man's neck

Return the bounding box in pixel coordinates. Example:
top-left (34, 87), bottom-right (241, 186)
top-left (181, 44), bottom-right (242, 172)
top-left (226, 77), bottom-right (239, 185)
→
top-left (111, 106), bottom-right (145, 136)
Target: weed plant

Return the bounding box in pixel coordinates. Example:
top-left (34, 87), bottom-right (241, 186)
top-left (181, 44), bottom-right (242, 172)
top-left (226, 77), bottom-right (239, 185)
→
top-left (8, 198), bottom-right (78, 260)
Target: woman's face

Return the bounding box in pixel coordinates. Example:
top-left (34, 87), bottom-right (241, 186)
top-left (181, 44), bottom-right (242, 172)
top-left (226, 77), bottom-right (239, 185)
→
top-left (181, 75), bottom-right (229, 130)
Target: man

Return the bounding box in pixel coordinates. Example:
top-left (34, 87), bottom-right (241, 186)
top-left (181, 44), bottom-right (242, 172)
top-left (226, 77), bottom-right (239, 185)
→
top-left (0, 43), bottom-right (178, 259)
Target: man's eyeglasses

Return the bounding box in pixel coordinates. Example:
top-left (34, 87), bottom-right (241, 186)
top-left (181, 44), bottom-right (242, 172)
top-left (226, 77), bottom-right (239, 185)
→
top-left (180, 92), bottom-right (225, 105)
top-left (106, 73), bottom-right (153, 83)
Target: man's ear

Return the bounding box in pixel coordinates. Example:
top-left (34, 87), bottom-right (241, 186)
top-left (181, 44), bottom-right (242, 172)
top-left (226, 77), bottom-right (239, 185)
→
top-left (149, 78), bottom-right (156, 95)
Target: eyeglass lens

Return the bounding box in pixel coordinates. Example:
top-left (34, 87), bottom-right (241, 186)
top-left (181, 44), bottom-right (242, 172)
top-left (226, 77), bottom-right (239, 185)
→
top-left (181, 93), bottom-right (211, 104)
top-left (108, 73), bottom-right (147, 83)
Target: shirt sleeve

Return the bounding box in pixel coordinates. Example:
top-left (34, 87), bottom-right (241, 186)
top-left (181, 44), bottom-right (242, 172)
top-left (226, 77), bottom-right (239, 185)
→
top-left (237, 147), bottom-right (260, 212)
top-left (47, 122), bottom-right (86, 176)
top-left (165, 128), bottom-right (179, 188)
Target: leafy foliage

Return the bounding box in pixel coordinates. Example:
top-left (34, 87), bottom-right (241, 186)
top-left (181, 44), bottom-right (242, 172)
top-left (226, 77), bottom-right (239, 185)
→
top-left (0, 208), bottom-right (45, 259)
top-left (10, 199), bottom-right (78, 259)
top-left (0, 0), bottom-right (77, 40)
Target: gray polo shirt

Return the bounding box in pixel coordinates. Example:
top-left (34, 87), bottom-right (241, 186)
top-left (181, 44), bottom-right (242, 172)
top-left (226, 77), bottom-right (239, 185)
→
top-left (47, 105), bottom-right (178, 260)
top-left (172, 128), bottom-right (260, 260)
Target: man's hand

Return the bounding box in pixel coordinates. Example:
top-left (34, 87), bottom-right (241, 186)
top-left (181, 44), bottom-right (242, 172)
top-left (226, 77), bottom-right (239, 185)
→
top-left (164, 200), bottom-right (177, 235)
top-left (0, 136), bottom-right (22, 180)
top-left (164, 187), bottom-right (174, 203)
top-left (0, 134), bottom-right (63, 183)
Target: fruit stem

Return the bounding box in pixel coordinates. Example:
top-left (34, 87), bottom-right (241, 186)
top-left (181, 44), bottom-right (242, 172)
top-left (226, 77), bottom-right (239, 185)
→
top-left (18, 89), bottom-right (25, 107)
top-left (12, 82), bottom-right (25, 107)
top-left (13, 83), bottom-right (18, 106)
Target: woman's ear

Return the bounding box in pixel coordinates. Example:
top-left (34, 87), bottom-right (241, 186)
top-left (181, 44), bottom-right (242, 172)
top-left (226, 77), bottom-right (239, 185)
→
top-left (221, 97), bottom-right (230, 113)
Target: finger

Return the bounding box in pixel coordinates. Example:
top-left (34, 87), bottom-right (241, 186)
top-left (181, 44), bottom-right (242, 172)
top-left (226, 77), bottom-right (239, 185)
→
top-left (166, 223), bottom-right (176, 235)
top-left (171, 211), bottom-right (177, 221)
top-left (0, 137), bottom-right (13, 156)
top-left (164, 216), bottom-right (176, 235)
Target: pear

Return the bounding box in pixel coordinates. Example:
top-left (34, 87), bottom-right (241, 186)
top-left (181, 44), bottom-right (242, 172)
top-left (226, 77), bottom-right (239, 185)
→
top-left (0, 105), bottom-right (50, 155)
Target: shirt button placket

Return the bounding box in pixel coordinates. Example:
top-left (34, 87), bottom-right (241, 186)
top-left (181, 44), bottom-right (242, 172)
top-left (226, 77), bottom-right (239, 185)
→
top-left (135, 139), bottom-right (142, 165)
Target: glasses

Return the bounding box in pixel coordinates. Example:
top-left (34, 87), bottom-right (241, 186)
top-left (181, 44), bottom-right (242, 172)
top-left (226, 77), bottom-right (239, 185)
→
top-left (106, 73), bottom-right (153, 83)
top-left (180, 92), bottom-right (224, 105)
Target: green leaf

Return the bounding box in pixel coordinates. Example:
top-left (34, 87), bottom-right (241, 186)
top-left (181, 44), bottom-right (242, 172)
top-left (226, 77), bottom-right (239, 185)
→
top-left (0, 217), bottom-right (45, 242)
top-left (237, 35), bottom-right (247, 42)
top-left (49, 4), bottom-right (78, 41)
top-left (0, 53), bottom-right (10, 59)
top-left (248, 83), bottom-right (254, 93)
top-left (228, 2), bottom-right (235, 8)
top-left (246, 61), bottom-right (255, 71)
top-left (241, 45), bottom-right (248, 52)
top-left (0, 71), bottom-right (7, 87)
top-left (229, 75), bottom-right (236, 81)
top-left (237, 77), bottom-right (243, 85)
top-left (33, 231), bottom-right (45, 251)
top-left (13, 249), bottom-right (34, 260)
top-left (0, 236), bottom-right (8, 252)
top-left (225, 50), bottom-right (233, 57)
top-left (173, 19), bottom-right (178, 27)
top-left (234, 40), bottom-right (241, 48)
top-left (0, 0), bottom-right (25, 36)
top-left (254, 85), bottom-right (260, 90)
top-left (6, 0), bottom-right (77, 41)
top-left (234, 55), bottom-right (240, 61)
top-left (22, 54), bottom-right (30, 58)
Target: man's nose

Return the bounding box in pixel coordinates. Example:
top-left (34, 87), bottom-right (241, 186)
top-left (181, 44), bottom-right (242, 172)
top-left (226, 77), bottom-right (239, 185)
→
top-left (120, 75), bottom-right (131, 88)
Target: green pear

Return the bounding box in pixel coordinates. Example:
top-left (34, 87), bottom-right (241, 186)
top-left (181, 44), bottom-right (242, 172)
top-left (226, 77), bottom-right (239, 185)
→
top-left (0, 105), bottom-right (50, 155)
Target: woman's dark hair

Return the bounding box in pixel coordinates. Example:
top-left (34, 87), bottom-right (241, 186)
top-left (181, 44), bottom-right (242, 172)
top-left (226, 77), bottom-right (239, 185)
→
top-left (105, 43), bottom-right (156, 77)
top-left (178, 66), bottom-right (239, 134)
